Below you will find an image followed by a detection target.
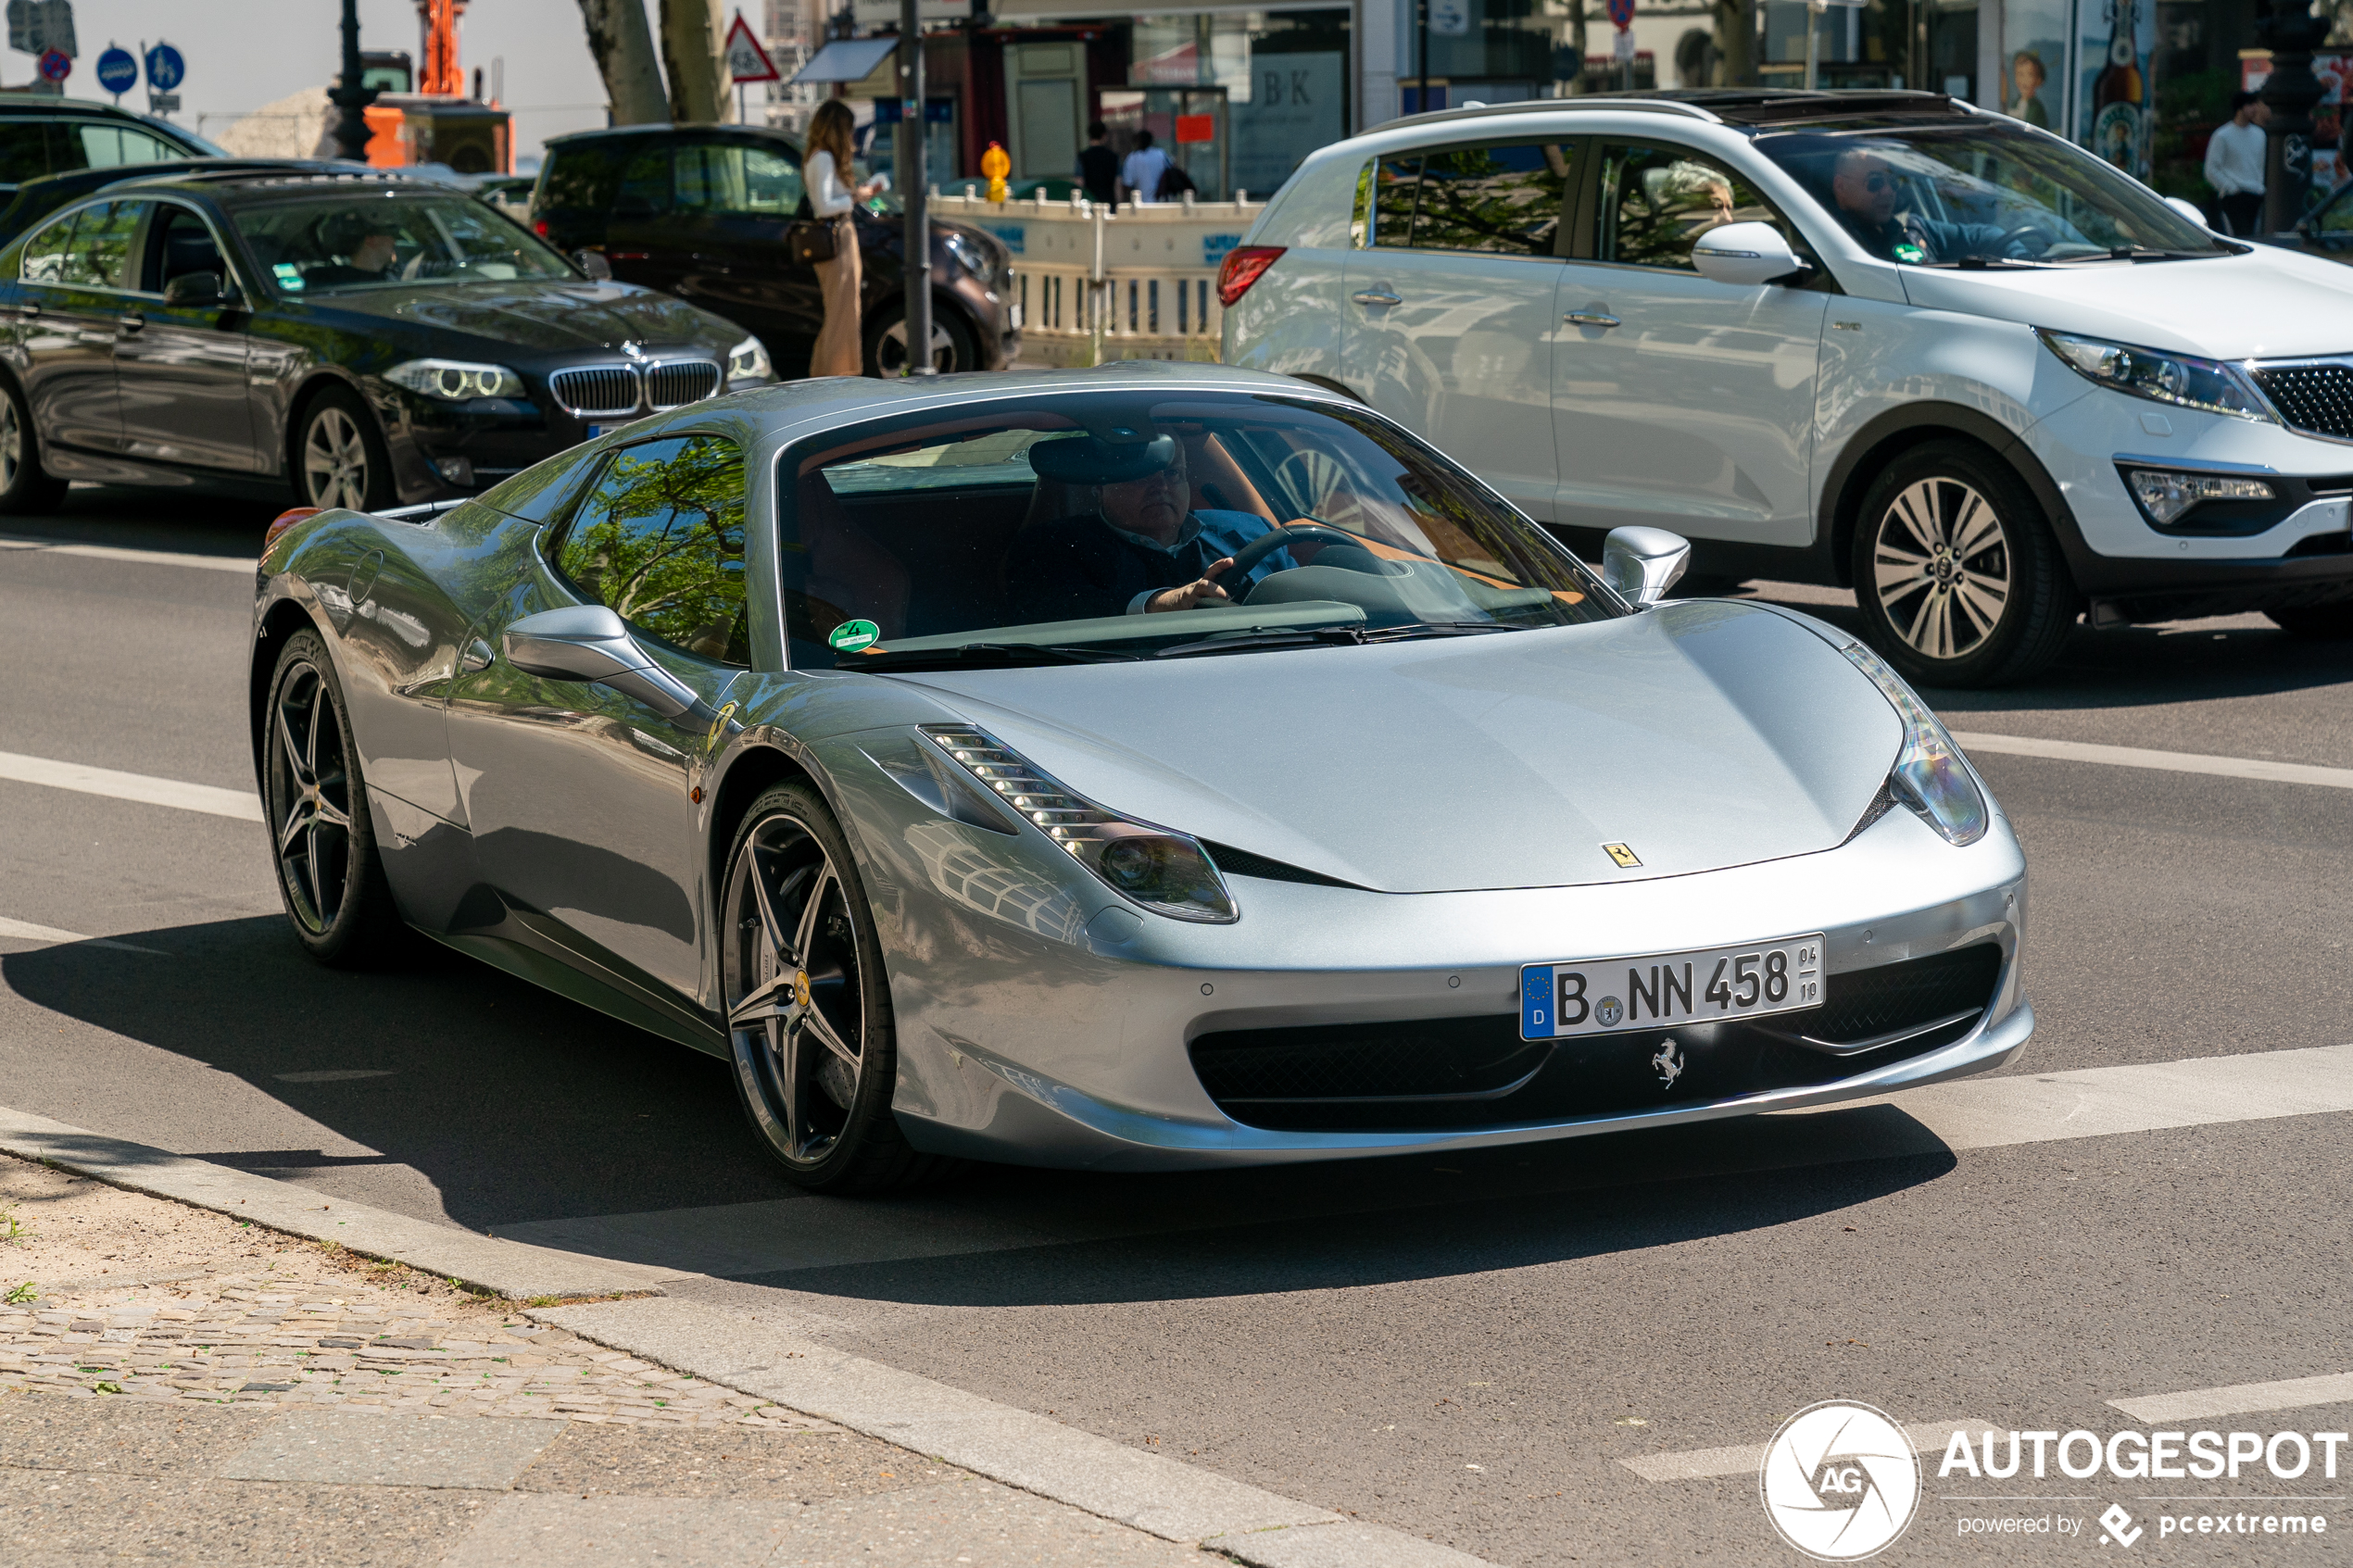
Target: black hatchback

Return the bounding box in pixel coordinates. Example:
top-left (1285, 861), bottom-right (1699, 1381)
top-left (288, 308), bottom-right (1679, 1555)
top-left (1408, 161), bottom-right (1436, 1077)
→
top-left (534, 124), bottom-right (1019, 379)
top-left (0, 169), bottom-right (768, 515)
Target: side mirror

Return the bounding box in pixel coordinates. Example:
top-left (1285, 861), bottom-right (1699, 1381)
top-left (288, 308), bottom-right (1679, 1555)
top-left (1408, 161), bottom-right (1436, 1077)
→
top-left (502, 605), bottom-right (702, 719)
top-left (162, 270), bottom-right (231, 307)
top-left (1691, 221), bottom-right (1808, 287)
top-left (573, 248), bottom-right (614, 281)
top-left (2164, 195), bottom-right (2216, 232)
top-left (1602, 526), bottom-right (1692, 607)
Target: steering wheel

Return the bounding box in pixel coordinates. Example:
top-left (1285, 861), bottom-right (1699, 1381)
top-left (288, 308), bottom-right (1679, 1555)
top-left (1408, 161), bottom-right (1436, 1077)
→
top-left (1999, 223), bottom-right (2057, 258)
top-left (1224, 522), bottom-right (1379, 580)
top-left (1273, 448), bottom-right (1373, 533)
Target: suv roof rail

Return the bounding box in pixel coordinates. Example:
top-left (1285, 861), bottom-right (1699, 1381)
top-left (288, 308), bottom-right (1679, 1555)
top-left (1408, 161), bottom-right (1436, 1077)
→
top-left (1372, 87), bottom-right (1966, 135)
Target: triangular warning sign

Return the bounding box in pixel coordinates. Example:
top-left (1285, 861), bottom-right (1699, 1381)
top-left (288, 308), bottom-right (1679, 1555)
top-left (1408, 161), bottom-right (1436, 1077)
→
top-left (724, 13), bottom-right (779, 82)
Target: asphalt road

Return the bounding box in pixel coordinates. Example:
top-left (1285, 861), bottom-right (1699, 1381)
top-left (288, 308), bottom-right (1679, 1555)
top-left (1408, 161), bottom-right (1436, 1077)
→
top-left (4, 485), bottom-right (2350, 1566)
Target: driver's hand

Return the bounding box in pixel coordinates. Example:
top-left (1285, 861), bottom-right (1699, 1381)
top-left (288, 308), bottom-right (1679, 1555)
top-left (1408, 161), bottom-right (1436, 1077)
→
top-left (1146, 558), bottom-right (1234, 614)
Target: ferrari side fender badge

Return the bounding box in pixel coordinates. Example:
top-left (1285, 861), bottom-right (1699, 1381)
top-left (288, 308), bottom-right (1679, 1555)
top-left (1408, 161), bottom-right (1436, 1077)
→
top-left (1603, 842), bottom-right (1642, 869)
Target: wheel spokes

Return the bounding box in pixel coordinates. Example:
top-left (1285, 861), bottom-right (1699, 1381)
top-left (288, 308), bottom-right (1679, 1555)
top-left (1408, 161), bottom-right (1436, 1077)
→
top-left (1950, 493), bottom-right (2003, 559)
top-left (1887, 482), bottom-right (1944, 558)
top-left (792, 867), bottom-right (835, 972)
top-left (799, 1001), bottom-right (860, 1068)
top-left (728, 817), bottom-right (865, 1169)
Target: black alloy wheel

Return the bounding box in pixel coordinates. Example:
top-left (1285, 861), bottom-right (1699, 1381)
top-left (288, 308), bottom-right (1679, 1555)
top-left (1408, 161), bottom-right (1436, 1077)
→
top-left (720, 783), bottom-right (941, 1193)
top-left (1851, 439), bottom-right (2074, 688)
top-left (865, 300), bottom-right (977, 378)
top-left (264, 631), bottom-right (407, 965)
top-left (296, 385), bottom-right (396, 512)
top-left (2267, 602), bottom-right (2353, 639)
top-left (0, 374), bottom-right (68, 514)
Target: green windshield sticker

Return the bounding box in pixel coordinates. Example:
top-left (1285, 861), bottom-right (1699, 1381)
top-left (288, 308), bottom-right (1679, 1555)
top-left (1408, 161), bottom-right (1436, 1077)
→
top-left (1892, 243), bottom-right (1925, 264)
top-left (828, 619), bottom-right (881, 653)
top-left (272, 262), bottom-right (305, 291)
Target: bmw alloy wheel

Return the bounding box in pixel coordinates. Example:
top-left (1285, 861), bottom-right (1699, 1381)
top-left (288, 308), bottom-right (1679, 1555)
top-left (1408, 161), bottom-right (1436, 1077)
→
top-left (304, 406), bottom-right (371, 509)
top-left (0, 395), bottom-right (20, 493)
top-left (268, 658), bottom-right (356, 935)
top-left (1868, 475), bottom-right (2013, 663)
top-left (724, 809), bottom-right (869, 1170)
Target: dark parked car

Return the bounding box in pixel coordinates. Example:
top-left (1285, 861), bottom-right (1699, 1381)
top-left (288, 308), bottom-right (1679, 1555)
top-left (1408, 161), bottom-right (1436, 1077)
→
top-left (0, 158), bottom-right (359, 249)
top-left (0, 169), bottom-right (771, 514)
top-left (0, 94), bottom-right (222, 200)
top-left (533, 124), bottom-right (1019, 379)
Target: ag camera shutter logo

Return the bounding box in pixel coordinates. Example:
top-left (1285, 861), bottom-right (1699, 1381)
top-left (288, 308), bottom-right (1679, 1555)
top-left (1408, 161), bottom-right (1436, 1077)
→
top-left (1759, 1400), bottom-right (1921, 1561)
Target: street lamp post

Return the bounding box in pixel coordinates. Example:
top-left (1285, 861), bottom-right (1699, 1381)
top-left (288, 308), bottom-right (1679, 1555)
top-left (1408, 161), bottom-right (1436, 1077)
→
top-left (900, 0), bottom-right (934, 375)
top-left (326, 0), bottom-right (378, 162)
top-left (2256, 0), bottom-right (2329, 237)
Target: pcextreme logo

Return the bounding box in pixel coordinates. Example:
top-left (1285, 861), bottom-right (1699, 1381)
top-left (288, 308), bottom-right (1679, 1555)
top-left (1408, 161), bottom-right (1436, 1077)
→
top-left (1760, 1401), bottom-right (1922, 1562)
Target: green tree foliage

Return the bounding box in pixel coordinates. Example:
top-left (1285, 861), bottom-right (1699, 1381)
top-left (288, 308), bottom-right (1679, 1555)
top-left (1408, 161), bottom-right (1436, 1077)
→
top-left (558, 435), bottom-right (750, 663)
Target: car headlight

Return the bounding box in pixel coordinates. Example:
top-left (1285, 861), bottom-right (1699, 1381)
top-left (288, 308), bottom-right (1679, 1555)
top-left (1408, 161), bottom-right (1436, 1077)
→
top-left (384, 358), bottom-right (524, 400)
top-left (725, 334), bottom-right (772, 384)
top-left (1839, 641), bottom-right (1989, 847)
top-left (939, 231), bottom-right (986, 276)
top-left (922, 724), bottom-right (1238, 923)
top-left (2037, 330), bottom-right (2271, 423)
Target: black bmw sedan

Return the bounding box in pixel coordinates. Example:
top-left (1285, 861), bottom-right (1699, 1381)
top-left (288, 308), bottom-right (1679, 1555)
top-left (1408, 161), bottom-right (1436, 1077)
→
top-left (0, 169), bottom-right (771, 515)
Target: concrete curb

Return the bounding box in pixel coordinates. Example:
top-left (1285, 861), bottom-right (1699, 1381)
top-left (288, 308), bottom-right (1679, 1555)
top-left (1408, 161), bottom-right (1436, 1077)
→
top-left (0, 1106), bottom-right (680, 1300)
top-left (532, 1294), bottom-right (1497, 1568)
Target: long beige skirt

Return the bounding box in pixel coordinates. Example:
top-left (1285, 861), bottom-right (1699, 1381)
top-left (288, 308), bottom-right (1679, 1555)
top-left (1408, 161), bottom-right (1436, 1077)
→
top-left (811, 217), bottom-right (863, 378)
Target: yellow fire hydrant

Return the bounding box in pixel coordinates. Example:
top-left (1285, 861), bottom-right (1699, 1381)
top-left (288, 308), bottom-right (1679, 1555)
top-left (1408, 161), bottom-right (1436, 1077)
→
top-left (981, 142), bottom-right (1011, 204)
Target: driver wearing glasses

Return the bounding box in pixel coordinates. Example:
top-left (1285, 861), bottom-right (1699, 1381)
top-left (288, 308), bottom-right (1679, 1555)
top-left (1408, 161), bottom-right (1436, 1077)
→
top-left (1829, 147), bottom-right (2008, 265)
top-left (1008, 432), bottom-right (1299, 624)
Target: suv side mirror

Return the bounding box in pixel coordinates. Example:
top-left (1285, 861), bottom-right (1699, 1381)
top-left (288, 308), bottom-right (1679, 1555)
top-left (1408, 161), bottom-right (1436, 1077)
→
top-left (1691, 222), bottom-right (1808, 287)
top-left (502, 605), bottom-right (704, 719)
top-left (2164, 195), bottom-right (2217, 232)
top-left (573, 248), bottom-right (614, 281)
top-left (1602, 526), bottom-right (1692, 607)
top-left (162, 270), bottom-right (231, 307)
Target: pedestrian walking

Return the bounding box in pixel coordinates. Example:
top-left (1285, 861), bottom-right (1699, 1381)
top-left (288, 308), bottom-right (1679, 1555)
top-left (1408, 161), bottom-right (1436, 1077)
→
top-left (1120, 130), bottom-right (1169, 207)
top-left (1077, 120), bottom-right (1117, 205)
top-left (807, 99), bottom-right (885, 378)
top-left (2206, 91), bottom-right (2270, 237)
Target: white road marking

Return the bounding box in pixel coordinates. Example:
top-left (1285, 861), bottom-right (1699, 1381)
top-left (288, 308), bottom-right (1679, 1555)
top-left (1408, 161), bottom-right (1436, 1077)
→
top-left (1620, 1417), bottom-right (1989, 1482)
top-left (273, 1070), bottom-right (398, 1084)
top-left (0, 533), bottom-right (256, 574)
top-left (1952, 730), bottom-right (2353, 792)
top-left (2109, 1372), bottom-right (2353, 1424)
top-left (0, 916), bottom-right (168, 955)
top-left (0, 749), bottom-right (262, 822)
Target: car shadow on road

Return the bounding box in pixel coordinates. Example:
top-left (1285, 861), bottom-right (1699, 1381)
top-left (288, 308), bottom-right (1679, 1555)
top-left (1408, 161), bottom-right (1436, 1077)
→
top-left (0, 484), bottom-right (279, 559)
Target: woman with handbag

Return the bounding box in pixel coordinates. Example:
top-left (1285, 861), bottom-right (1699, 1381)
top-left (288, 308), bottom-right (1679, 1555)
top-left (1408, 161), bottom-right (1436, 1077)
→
top-left (805, 100), bottom-right (885, 377)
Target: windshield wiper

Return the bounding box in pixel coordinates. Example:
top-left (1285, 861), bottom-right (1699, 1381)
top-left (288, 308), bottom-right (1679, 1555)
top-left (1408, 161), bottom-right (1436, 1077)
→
top-left (852, 642), bottom-right (1139, 671)
top-left (2050, 245), bottom-right (2211, 263)
top-left (1154, 626), bottom-right (1371, 659)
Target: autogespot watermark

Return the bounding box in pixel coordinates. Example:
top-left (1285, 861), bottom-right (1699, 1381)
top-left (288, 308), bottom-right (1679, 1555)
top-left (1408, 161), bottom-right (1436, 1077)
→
top-left (1760, 1401), bottom-right (1923, 1562)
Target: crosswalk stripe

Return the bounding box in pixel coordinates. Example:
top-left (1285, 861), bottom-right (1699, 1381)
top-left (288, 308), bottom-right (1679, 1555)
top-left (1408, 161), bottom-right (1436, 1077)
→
top-left (0, 749), bottom-right (262, 822)
top-left (1621, 1418), bottom-right (1990, 1482)
top-left (2108, 1373), bottom-right (2353, 1424)
top-left (1951, 731), bottom-right (2353, 791)
top-left (0, 533), bottom-right (256, 575)
top-left (0, 915), bottom-right (168, 956)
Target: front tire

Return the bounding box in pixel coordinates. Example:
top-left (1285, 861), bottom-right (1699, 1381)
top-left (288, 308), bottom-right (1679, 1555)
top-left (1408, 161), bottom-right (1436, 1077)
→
top-left (1850, 440), bottom-right (2074, 687)
top-left (0, 375), bottom-right (69, 515)
top-left (864, 300), bottom-right (976, 377)
top-left (720, 784), bottom-right (940, 1193)
top-left (294, 386), bottom-right (395, 512)
top-left (263, 631), bottom-right (408, 966)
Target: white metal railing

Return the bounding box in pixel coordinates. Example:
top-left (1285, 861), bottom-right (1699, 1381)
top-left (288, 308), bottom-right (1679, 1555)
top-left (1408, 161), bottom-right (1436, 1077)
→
top-left (930, 192), bottom-right (1265, 367)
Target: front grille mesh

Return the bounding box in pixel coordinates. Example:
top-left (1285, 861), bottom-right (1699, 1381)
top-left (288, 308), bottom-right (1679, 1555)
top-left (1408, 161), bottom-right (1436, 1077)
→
top-left (548, 366), bottom-right (640, 418)
top-left (1804, 944), bottom-right (2002, 1043)
top-left (2251, 362), bottom-right (2353, 440)
top-left (644, 360), bottom-right (721, 409)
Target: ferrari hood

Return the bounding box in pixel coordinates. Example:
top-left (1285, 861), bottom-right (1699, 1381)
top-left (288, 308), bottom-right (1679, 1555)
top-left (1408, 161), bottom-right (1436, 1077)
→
top-left (315, 281), bottom-right (734, 351)
top-left (896, 601), bottom-right (1905, 895)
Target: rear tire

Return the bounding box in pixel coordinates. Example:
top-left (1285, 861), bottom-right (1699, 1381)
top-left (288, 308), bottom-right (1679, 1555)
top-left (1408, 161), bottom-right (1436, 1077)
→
top-left (263, 631), bottom-right (409, 967)
top-left (2267, 601), bottom-right (2353, 639)
top-left (1850, 439), bottom-right (2075, 687)
top-left (864, 300), bottom-right (976, 378)
top-left (0, 375), bottom-right (69, 515)
top-left (293, 385), bottom-right (396, 512)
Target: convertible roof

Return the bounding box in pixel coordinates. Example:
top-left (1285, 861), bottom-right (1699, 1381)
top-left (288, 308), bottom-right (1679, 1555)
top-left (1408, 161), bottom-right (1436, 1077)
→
top-left (1377, 88), bottom-right (1972, 136)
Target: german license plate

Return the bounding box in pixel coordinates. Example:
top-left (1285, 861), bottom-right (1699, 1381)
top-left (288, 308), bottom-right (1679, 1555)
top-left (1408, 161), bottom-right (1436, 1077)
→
top-left (1520, 935), bottom-right (1825, 1040)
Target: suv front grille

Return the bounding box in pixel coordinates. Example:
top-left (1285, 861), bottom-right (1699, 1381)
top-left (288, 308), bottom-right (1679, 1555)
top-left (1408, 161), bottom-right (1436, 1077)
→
top-left (2250, 360), bottom-right (2353, 441)
top-left (644, 359), bottom-right (721, 409)
top-left (548, 366), bottom-right (641, 418)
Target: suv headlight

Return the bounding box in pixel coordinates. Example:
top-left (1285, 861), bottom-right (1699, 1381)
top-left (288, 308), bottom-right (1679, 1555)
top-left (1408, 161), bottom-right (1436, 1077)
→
top-left (922, 724), bottom-right (1238, 922)
top-left (725, 334), bottom-right (772, 385)
top-left (1840, 641), bottom-right (1989, 847)
top-left (2037, 330), bottom-right (2271, 423)
top-left (384, 358), bottom-right (524, 400)
top-left (940, 231), bottom-right (986, 276)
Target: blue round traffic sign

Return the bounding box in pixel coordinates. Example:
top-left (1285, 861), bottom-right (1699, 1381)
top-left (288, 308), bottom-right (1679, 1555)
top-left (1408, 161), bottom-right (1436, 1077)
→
top-left (145, 43), bottom-right (184, 92)
top-left (37, 48), bottom-right (70, 83)
top-left (95, 47), bottom-right (137, 94)
top-left (1606, 0), bottom-right (1635, 26)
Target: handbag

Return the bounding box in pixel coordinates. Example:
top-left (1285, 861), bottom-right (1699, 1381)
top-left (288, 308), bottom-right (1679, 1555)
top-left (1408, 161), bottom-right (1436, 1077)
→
top-left (787, 219), bottom-right (839, 267)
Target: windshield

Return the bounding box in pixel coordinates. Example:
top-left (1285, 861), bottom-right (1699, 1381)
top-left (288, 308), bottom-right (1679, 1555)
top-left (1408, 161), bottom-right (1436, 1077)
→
top-left (1755, 119), bottom-right (2229, 266)
top-left (781, 391), bottom-right (1619, 670)
top-left (230, 193), bottom-right (574, 295)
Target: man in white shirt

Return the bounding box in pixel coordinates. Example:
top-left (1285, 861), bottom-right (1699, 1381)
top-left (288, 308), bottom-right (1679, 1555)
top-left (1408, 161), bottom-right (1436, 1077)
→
top-left (1119, 130), bottom-right (1170, 207)
top-left (2206, 92), bottom-right (2270, 237)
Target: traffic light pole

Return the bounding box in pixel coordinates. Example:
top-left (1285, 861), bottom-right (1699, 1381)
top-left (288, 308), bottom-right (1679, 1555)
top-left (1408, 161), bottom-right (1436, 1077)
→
top-left (327, 0), bottom-right (378, 162)
top-left (900, 0), bottom-right (934, 376)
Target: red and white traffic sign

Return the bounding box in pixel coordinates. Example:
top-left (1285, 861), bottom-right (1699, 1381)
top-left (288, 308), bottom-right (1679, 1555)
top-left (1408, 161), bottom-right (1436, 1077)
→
top-left (724, 14), bottom-right (779, 83)
top-left (37, 46), bottom-right (70, 83)
top-left (1606, 0), bottom-right (1636, 27)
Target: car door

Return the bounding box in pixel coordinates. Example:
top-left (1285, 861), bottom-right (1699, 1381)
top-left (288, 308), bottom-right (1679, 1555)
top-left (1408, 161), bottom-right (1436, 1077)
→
top-left (113, 200), bottom-right (258, 472)
top-left (13, 198), bottom-right (142, 454)
top-left (666, 136), bottom-right (820, 373)
top-left (1341, 140), bottom-right (1574, 522)
top-left (1551, 141), bottom-right (1831, 545)
top-left (444, 432), bottom-right (751, 998)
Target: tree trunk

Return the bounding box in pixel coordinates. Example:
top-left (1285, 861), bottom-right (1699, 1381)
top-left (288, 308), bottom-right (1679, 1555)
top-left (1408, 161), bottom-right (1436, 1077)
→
top-left (1713, 0), bottom-right (1755, 85)
top-left (577, 0), bottom-right (670, 125)
top-left (661, 0), bottom-right (731, 123)
top-left (1570, 0), bottom-right (1589, 94)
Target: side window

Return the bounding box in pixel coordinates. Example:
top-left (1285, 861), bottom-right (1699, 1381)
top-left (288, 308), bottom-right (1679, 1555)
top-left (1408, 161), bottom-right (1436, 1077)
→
top-left (145, 206), bottom-right (229, 294)
top-left (68, 125), bottom-right (183, 169)
top-left (20, 208), bottom-right (75, 282)
top-left (552, 434), bottom-right (750, 667)
top-left (1368, 155), bottom-right (1418, 247)
top-left (0, 123), bottom-right (50, 184)
top-left (23, 201), bottom-right (143, 288)
top-left (673, 142), bottom-right (804, 218)
top-left (615, 145), bottom-right (671, 216)
top-left (1601, 144), bottom-right (1793, 272)
top-left (539, 143), bottom-right (623, 214)
top-left (1411, 142), bottom-right (1575, 256)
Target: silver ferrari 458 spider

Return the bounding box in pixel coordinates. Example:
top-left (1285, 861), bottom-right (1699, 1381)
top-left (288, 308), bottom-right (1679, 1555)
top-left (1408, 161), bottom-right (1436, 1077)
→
top-left (250, 362), bottom-right (2031, 1192)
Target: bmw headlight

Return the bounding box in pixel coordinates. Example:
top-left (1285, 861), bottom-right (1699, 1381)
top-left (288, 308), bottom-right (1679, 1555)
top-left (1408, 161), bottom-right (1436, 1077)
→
top-left (922, 724), bottom-right (1238, 922)
top-left (725, 334), bottom-right (772, 385)
top-left (384, 358), bottom-right (524, 400)
top-left (2037, 330), bottom-right (2271, 423)
top-left (1840, 642), bottom-right (1989, 847)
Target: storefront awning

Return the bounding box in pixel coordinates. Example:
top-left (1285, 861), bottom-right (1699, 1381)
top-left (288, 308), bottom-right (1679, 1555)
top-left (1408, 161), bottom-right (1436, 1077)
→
top-left (791, 38), bottom-right (900, 85)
